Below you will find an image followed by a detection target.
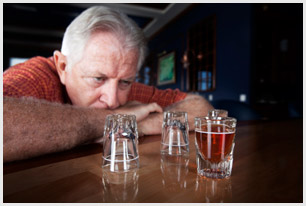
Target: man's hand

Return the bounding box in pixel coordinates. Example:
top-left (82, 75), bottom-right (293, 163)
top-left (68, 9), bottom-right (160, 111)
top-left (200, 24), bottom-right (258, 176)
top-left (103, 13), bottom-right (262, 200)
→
top-left (113, 101), bottom-right (163, 122)
top-left (93, 101), bottom-right (163, 143)
top-left (108, 94), bottom-right (213, 138)
top-left (137, 94), bottom-right (213, 136)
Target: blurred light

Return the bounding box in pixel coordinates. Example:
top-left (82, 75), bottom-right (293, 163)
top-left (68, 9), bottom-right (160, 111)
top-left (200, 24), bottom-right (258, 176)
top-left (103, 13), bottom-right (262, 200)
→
top-left (209, 94), bottom-right (213, 101)
top-left (240, 94), bottom-right (247, 102)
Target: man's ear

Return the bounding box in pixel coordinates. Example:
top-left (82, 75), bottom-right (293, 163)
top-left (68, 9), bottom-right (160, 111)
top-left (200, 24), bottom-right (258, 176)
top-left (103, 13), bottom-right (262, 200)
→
top-left (53, 50), bottom-right (68, 85)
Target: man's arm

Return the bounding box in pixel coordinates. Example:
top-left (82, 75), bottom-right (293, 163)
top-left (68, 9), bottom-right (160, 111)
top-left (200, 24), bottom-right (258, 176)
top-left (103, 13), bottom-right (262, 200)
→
top-left (3, 96), bottom-right (162, 162)
top-left (137, 94), bottom-right (214, 136)
top-left (3, 96), bottom-right (111, 162)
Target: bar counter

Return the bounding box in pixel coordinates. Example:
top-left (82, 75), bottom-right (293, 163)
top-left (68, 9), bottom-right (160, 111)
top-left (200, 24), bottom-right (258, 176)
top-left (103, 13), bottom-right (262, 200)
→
top-left (3, 118), bottom-right (303, 203)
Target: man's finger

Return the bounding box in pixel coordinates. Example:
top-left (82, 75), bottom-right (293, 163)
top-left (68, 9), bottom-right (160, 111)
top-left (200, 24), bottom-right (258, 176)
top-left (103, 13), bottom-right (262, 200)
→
top-left (149, 102), bottom-right (163, 113)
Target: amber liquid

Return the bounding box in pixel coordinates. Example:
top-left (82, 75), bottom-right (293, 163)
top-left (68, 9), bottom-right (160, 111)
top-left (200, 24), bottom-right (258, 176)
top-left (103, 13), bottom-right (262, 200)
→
top-left (195, 124), bottom-right (235, 163)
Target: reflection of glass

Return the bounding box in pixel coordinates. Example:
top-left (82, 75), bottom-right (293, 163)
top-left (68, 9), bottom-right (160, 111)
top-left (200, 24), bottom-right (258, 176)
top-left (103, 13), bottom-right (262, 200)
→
top-left (160, 154), bottom-right (189, 192)
top-left (195, 176), bottom-right (232, 203)
top-left (101, 169), bottom-right (139, 202)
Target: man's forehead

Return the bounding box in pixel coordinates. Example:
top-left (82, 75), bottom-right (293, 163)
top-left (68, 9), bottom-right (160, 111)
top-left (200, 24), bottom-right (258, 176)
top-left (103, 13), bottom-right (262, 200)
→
top-left (86, 31), bottom-right (129, 53)
top-left (78, 60), bottom-right (137, 78)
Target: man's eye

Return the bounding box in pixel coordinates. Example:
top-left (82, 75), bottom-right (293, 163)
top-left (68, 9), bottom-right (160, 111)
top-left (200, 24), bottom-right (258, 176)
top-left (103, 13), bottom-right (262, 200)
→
top-left (119, 80), bottom-right (132, 89)
top-left (85, 77), bottom-right (106, 86)
top-left (119, 80), bottom-right (132, 88)
top-left (93, 77), bottom-right (105, 83)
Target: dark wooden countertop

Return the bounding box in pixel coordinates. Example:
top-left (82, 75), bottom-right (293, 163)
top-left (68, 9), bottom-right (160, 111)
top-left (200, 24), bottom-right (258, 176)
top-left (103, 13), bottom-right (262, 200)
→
top-left (3, 118), bottom-right (303, 203)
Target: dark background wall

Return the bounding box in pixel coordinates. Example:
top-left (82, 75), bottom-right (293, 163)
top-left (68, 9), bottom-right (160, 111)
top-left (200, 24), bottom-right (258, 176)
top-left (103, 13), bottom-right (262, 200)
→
top-left (148, 4), bottom-right (253, 104)
top-left (145, 3), bottom-right (302, 120)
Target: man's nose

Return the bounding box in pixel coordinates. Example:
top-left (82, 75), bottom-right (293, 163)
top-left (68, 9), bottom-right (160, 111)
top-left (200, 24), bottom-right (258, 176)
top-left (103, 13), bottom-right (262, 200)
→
top-left (100, 81), bottom-right (120, 109)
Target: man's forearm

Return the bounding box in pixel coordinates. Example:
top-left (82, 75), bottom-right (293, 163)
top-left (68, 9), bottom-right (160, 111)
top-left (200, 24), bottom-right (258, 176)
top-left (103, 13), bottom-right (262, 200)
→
top-left (138, 112), bottom-right (163, 136)
top-left (138, 94), bottom-right (213, 135)
top-left (3, 97), bottom-right (112, 162)
top-left (165, 94), bottom-right (214, 130)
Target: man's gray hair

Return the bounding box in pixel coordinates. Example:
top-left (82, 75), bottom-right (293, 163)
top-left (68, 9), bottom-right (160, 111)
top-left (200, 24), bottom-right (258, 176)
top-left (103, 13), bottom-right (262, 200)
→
top-left (61, 6), bottom-right (147, 71)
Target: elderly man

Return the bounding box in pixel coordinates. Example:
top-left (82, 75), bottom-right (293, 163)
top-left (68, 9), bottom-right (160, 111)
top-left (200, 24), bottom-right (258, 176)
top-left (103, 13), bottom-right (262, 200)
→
top-left (3, 6), bottom-right (213, 162)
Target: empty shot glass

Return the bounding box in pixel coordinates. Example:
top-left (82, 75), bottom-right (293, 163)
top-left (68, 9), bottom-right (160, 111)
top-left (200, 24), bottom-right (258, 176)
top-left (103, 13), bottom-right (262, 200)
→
top-left (102, 114), bottom-right (139, 172)
top-left (195, 109), bottom-right (237, 178)
top-left (207, 109), bottom-right (228, 118)
top-left (161, 111), bottom-right (189, 156)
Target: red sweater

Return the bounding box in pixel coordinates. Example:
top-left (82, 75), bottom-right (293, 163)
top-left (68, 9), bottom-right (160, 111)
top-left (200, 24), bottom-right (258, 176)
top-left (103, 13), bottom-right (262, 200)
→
top-left (3, 56), bottom-right (187, 108)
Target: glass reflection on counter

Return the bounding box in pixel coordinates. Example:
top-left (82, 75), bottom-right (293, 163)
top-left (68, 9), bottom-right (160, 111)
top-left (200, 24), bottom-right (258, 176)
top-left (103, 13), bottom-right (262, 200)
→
top-left (195, 176), bottom-right (232, 203)
top-left (160, 154), bottom-right (189, 191)
top-left (101, 168), bottom-right (139, 202)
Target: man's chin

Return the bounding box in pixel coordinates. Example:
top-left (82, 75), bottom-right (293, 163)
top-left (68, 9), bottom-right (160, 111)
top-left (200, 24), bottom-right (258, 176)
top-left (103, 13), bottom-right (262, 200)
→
top-left (88, 102), bottom-right (119, 109)
top-left (89, 104), bottom-right (108, 109)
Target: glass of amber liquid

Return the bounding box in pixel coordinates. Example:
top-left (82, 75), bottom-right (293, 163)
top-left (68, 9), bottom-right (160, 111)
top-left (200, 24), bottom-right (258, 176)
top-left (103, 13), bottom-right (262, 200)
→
top-left (195, 110), bottom-right (236, 179)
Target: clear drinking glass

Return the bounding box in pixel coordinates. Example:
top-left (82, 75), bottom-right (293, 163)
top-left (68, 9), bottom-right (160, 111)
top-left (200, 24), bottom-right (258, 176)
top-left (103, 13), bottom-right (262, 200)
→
top-left (195, 109), bottom-right (237, 178)
top-left (102, 114), bottom-right (139, 172)
top-left (207, 109), bottom-right (228, 118)
top-left (160, 111), bottom-right (189, 156)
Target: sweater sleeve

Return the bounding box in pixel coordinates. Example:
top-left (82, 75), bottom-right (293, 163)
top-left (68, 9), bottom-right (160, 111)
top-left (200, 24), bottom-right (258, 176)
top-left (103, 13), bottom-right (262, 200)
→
top-left (128, 82), bottom-right (187, 108)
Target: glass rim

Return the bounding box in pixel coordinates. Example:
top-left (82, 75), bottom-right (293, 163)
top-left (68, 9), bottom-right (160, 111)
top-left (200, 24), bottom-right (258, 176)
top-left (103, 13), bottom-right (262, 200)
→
top-left (194, 116), bottom-right (237, 123)
top-left (106, 114), bottom-right (136, 120)
top-left (164, 111), bottom-right (187, 114)
top-left (164, 111), bottom-right (188, 117)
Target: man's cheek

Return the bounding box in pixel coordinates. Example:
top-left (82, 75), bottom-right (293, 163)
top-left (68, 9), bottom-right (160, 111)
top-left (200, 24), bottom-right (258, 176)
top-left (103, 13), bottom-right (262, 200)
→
top-left (119, 91), bottom-right (130, 106)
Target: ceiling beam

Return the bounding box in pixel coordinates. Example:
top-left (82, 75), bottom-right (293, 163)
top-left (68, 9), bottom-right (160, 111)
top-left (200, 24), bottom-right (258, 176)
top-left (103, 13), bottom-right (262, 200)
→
top-left (4, 39), bottom-right (62, 50)
top-left (4, 26), bottom-right (64, 38)
top-left (70, 3), bottom-right (162, 18)
top-left (143, 3), bottom-right (192, 38)
top-left (4, 3), bottom-right (192, 43)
